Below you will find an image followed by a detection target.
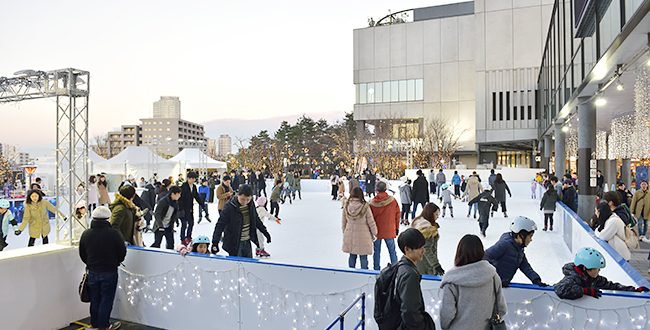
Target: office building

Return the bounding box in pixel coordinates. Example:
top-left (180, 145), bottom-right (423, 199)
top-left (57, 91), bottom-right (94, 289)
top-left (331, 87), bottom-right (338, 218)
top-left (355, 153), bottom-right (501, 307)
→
top-left (153, 96), bottom-right (181, 119)
top-left (218, 134), bottom-right (232, 156)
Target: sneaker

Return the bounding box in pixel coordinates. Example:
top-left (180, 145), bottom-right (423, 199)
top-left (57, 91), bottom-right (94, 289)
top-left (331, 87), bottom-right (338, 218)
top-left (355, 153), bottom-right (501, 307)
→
top-left (108, 321), bottom-right (122, 330)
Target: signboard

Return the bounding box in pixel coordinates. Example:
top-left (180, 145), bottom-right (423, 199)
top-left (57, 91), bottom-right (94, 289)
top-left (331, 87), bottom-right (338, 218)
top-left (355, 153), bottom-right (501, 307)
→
top-left (590, 178), bottom-right (597, 187)
top-left (637, 166), bottom-right (648, 189)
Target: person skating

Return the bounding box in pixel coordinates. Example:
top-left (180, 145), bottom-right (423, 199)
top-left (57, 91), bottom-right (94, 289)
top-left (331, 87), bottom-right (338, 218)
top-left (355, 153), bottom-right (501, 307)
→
top-left (485, 216), bottom-right (548, 287)
top-left (216, 175), bottom-right (233, 216)
top-left (370, 181), bottom-right (400, 270)
top-left (399, 176), bottom-right (413, 225)
top-left (468, 183), bottom-right (498, 237)
top-left (411, 170), bottom-right (429, 219)
top-left (0, 199), bottom-right (18, 251)
top-left (540, 182), bottom-right (559, 231)
top-left (254, 196), bottom-right (280, 258)
top-left (177, 235), bottom-right (212, 256)
top-left (451, 171), bottom-right (461, 198)
top-left (211, 184), bottom-right (271, 258)
top-left (488, 169), bottom-right (497, 189)
top-left (342, 187), bottom-right (378, 269)
top-left (365, 170), bottom-right (376, 198)
top-left (562, 179), bottom-right (578, 213)
top-left (330, 172), bottom-right (339, 200)
top-left (179, 172), bottom-right (205, 244)
top-left (428, 169), bottom-right (437, 195)
top-left (140, 182), bottom-right (157, 232)
top-left (270, 179), bottom-right (282, 218)
top-left (16, 189), bottom-right (66, 246)
top-left (97, 174), bottom-right (111, 206)
top-left (440, 184), bottom-right (454, 218)
top-left (87, 175), bottom-right (99, 214)
top-left (491, 173), bottom-right (511, 218)
top-left (410, 203), bottom-right (444, 276)
top-left (151, 186), bottom-right (181, 250)
top-left (292, 171), bottom-right (302, 200)
top-left (464, 173), bottom-right (482, 218)
top-left (435, 169), bottom-right (446, 197)
top-left (197, 179), bottom-right (212, 223)
top-left (554, 247), bottom-right (649, 299)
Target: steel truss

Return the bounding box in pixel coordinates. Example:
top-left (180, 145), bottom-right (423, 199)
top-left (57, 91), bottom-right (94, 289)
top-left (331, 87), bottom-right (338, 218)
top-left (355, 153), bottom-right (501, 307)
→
top-left (0, 68), bottom-right (89, 245)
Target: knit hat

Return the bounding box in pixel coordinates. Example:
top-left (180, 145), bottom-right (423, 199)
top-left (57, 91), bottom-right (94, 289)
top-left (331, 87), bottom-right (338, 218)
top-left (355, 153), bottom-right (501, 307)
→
top-left (92, 206), bottom-right (112, 220)
top-left (75, 200), bottom-right (87, 209)
top-left (256, 196), bottom-right (267, 206)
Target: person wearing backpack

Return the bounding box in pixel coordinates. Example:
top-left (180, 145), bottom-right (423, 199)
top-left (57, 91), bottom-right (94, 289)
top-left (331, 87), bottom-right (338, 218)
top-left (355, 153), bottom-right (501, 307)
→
top-left (440, 234), bottom-right (507, 330)
top-left (631, 180), bottom-right (650, 240)
top-left (373, 228), bottom-right (435, 330)
top-left (594, 202), bottom-right (631, 260)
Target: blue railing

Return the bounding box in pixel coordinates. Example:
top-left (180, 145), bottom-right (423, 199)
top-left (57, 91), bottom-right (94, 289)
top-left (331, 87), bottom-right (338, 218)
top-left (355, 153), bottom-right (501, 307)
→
top-left (325, 292), bottom-right (366, 330)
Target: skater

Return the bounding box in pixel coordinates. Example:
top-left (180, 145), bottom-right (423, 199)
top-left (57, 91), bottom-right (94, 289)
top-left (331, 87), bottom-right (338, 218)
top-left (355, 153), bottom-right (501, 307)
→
top-left (292, 171), bottom-right (302, 200)
top-left (87, 175), bottom-right (99, 214)
top-left (451, 171), bottom-right (461, 198)
top-left (485, 216), bottom-right (548, 287)
top-left (464, 173), bottom-right (482, 218)
top-left (151, 186), bottom-right (181, 250)
top-left (428, 169), bottom-right (437, 195)
top-left (342, 187), bottom-right (378, 270)
top-left (255, 196), bottom-right (280, 258)
top-left (208, 174), bottom-right (217, 203)
top-left (460, 175), bottom-right (467, 198)
top-left (179, 172), bottom-right (205, 244)
top-left (399, 177), bottom-right (413, 225)
top-left (216, 176), bottom-right (233, 216)
top-left (370, 181), bottom-right (400, 270)
top-left (412, 170), bottom-right (429, 219)
top-left (530, 179), bottom-right (538, 199)
top-left (349, 174), bottom-right (360, 193)
top-left (594, 202), bottom-right (631, 261)
top-left (562, 179), bottom-right (578, 213)
top-left (435, 169), bottom-right (446, 197)
top-left (247, 170), bottom-right (258, 198)
top-left (331, 172), bottom-right (339, 200)
top-left (488, 169), bottom-right (497, 189)
top-left (540, 183), bottom-right (559, 231)
top-left (468, 183), bottom-right (498, 237)
top-left (16, 189), bottom-right (66, 246)
top-left (440, 184), bottom-right (454, 217)
top-left (0, 199), bottom-right (18, 251)
top-left (365, 170), bottom-right (376, 198)
top-left (554, 247), bottom-right (649, 299)
top-left (140, 182), bottom-right (156, 232)
top-left (410, 203), bottom-right (444, 275)
top-left (336, 177), bottom-right (346, 201)
top-left (211, 184), bottom-right (271, 258)
top-left (440, 234), bottom-right (507, 330)
top-left (97, 174), bottom-right (111, 206)
top-left (270, 179), bottom-right (282, 218)
top-left (491, 174), bottom-right (512, 218)
top-left (197, 179), bottom-right (212, 223)
top-left (282, 179), bottom-right (294, 204)
top-left (256, 171), bottom-right (267, 197)
top-left (178, 235), bottom-right (212, 256)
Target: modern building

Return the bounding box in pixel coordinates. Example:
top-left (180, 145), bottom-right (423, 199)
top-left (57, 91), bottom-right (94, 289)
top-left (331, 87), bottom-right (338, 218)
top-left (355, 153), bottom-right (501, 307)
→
top-left (141, 118), bottom-right (206, 156)
top-left (207, 138), bottom-right (218, 158)
top-left (218, 134), bottom-right (232, 156)
top-left (354, 1), bottom-right (555, 168)
top-left (105, 125), bottom-right (142, 158)
top-left (153, 96), bottom-right (181, 119)
top-left (17, 152), bottom-right (32, 166)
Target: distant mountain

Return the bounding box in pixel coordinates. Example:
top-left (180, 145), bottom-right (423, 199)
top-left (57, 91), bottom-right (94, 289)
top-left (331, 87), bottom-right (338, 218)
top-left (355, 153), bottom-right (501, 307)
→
top-left (201, 111), bottom-right (346, 148)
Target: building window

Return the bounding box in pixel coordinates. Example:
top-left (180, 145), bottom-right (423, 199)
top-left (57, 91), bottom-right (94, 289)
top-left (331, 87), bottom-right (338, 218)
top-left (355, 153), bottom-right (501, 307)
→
top-left (383, 81), bottom-right (391, 102)
top-left (375, 82), bottom-right (382, 103)
top-left (506, 92), bottom-right (510, 121)
top-left (357, 79), bottom-right (423, 104)
top-left (415, 79), bottom-right (423, 100)
top-left (492, 92), bottom-right (497, 121)
top-left (359, 83), bottom-right (367, 104)
top-left (398, 80), bottom-right (407, 102)
top-left (499, 92), bottom-right (503, 121)
top-left (367, 83), bottom-right (375, 103)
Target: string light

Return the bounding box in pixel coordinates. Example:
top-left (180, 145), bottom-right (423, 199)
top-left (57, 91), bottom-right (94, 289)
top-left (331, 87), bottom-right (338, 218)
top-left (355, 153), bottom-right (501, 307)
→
top-left (596, 130), bottom-right (608, 160)
top-left (609, 114), bottom-right (635, 159)
top-left (632, 66), bottom-right (650, 159)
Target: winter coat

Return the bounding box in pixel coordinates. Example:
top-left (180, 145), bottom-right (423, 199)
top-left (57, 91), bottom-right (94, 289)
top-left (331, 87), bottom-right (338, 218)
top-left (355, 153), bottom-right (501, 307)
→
top-left (464, 176), bottom-right (482, 201)
top-left (485, 233), bottom-right (541, 286)
top-left (270, 185), bottom-right (282, 202)
top-left (540, 189), bottom-right (559, 212)
top-left (488, 173), bottom-right (497, 187)
top-left (293, 176), bottom-right (301, 190)
top-left (562, 186), bottom-right (578, 212)
top-left (157, 186), bottom-right (169, 202)
top-left (617, 189), bottom-right (632, 207)
top-left (395, 257), bottom-right (436, 330)
top-left (399, 184), bottom-right (412, 205)
top-left (341, 198), bottom-right (377, 256)
top-left (19, 200), bottom-right (64, 238)
top-left (468, 190), bottom-right (497, 221)
top-left (286, 174), bottom-right (295, 189)
top-left (109, 193), bottom-right (137, 245)
top-left (257, 175), bottom-right (266, 189)
top-left (440, 260), bottom-right (507, 330)
top-left (198, 185), bottom-right (211, 202)
top-left (613, 205), bottom-right (632, 226)
top-left (492, 181), bottom-right (511, 202)
top-left (365, 174), bottom-right (376, 193)
top-left (179, 182), bottom-right (203, 213)
top-left (98, 181), bottom-right (110, 204)
top-left (1, 210), bottom-right (17, 238)
top-left (412, 176), bottom-right (429, 203)
top-left (631, 189), bottom-right (650, 219)
top-left (140, 184), bottom-right (156, 221)
top-left (87, 183), bottom-right (99, 205)
top-left (369, 192), bottom-right (400, 240)
top-left (411, 218), bottom-right (442, 275)
top-left (554, 263), bottom-right (636, 299)
top-left (451, 174), bottom-right (461, 186)
top-left (440, 189), bottom-right (453, 203)
top-left (212, 198), bottom-right (269, 256)
top-left (595, 214), bottom-right (631, 260)
top-left (349, 178), bottom-right (360, 192)
top-left (435, 172), bottom-right (446, 184)
top-left (79, 219), bottom-right (127, 273)
top-left (216, 184), bottom-right (232, 210)
top-left (153, 195), bottom-right (179, 232)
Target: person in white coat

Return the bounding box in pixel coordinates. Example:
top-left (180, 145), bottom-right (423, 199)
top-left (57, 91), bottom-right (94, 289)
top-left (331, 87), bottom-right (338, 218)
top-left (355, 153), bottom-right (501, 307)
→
top-left (594, 202), bottom-right (631, 261)
top-left (255, 196), bottom-right (280, 258)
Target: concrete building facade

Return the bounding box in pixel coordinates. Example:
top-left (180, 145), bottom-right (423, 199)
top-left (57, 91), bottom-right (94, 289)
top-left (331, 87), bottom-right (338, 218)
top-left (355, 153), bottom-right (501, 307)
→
top-left (141, 118), bottom-right (206, 157)
top-left (153, 96), bottom-right (181, 119)
top-left (107, 125), bottom-right (142, 158)
top-left (218, 134), bottom-right (232, 156)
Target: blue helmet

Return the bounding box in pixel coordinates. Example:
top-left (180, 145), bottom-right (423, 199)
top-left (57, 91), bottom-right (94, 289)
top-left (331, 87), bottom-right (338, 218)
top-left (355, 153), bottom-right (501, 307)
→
top-left (0, 200), bottom-right (9, 209)
top-left (441, 183), bottom-right (450, 190)
top-left (193, 235), bottom-right (210, 245)
top-left (574, 247), bottom-right (606, 269)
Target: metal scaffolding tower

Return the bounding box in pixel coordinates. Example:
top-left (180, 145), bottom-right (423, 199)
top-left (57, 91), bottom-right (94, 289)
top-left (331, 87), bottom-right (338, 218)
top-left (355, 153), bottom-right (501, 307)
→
top-left (0, 68), bottom-right (90, 245)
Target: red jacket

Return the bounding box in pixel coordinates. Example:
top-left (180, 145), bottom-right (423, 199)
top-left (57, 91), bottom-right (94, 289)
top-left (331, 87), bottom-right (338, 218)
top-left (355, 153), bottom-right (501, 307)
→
top-left (369, 192), bottom-right (400, 239)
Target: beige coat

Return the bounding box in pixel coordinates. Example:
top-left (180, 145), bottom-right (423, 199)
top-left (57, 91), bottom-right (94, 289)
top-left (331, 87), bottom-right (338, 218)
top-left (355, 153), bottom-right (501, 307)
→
top-left (465, 176), bottom-right (483, 202)
top-left (631, 189), bottom-right (650, 220)
top-left (342, 198), bottom-right (378, 256)
top-left (19, 200), bottom-right (65, 238)
top-left (98, 182), bottom-right (110, 205)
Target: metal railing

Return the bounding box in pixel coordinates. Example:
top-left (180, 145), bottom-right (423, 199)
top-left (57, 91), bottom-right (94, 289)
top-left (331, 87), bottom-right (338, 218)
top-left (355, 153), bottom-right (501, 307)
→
top-left (325, 292), bottom-right (366, 330)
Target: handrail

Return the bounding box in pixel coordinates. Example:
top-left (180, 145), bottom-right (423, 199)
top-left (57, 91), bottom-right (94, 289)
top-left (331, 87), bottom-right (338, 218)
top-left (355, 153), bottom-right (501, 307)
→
top-left (325, 292), bottom-right (366, 330)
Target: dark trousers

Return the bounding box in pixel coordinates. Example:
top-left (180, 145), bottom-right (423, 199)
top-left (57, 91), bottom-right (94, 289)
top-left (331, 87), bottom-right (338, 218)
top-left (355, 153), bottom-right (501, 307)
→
top-left (429, 182), bottom-right (436, 194)
top-left (331, 185), bottom-right (338, 199)
top-left (88, 203), bottom-right (97, 215)
top-left (270, 201), bottom-right (280, 217)
top-left (293, 189), bottom-right (301, 199)
top-left (478, 215), bottom-right (490, 232)
top-left (198, 194), bottom-right (209, 220)
top-left (495, 201), bottom-right (507, 212)
top-left (401, 203), bottom-right (411, 220)
top-left (234, 240), bottom-right (253, 258)
top-left (28, 236), bottom-right (48, 246)
top-left (454, 185), bottom-right (460, 197)
top-left (88, 271), bottom-right (118, 329)
top-left (151, 227), bottom-right (174, 249)
top-left (258, 185), bottom-right (267, 197)
top-left (544, 213), bottom-right (554, 228)
top-left (0, 235), bottom-right (7, 251)
top-left (180, 211), bottom-right (194, 241)
top-left (412, 201), bottom-right (426, 219)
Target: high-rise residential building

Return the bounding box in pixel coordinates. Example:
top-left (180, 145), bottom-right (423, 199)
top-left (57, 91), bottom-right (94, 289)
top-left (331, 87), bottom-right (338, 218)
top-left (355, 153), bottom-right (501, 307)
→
top-left (18, 152), bottom-right (32, 166)
top-left (207, 138), bottom-right (218, 158)
top-left (105, 125), bottom-right (142, 158)
top-left (218, 134), bottom-right (232, 156)
top-left (140, 118), bottom-right (206, 156)
top-left (153, 96), bottom-right (181, 119)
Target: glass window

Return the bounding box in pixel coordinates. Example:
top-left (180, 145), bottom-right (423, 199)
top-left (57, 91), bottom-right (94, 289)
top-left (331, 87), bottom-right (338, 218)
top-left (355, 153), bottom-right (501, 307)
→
top-left (399, 80), bottom-right (407, 102)
top-left (391, 81), bottom-right (399, 102)
top-left (407, 80), bottom-right (416, 101)
top-left (415, 79), bottom-right (423, 100)
top-left (375, 82), bottom-right (382, 103)
top-left (359, 84), bottom-right (367, 104)
top-left (367, 83), bottom-right (375, 103)
top-left (383, 81), bottom-right (391, 102)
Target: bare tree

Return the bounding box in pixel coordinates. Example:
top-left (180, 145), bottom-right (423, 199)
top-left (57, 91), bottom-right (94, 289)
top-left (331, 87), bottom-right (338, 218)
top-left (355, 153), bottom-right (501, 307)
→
top-left (91, 134), bottom-right (110, 158)
top-left (420, 117), bottom-right (467, 168)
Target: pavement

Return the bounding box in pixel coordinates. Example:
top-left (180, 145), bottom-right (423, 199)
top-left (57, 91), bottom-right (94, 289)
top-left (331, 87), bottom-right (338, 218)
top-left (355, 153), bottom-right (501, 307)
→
top-left (59, 318), bottom-right (163, 330)
top-left (629, 240), bottom-right (650, 282)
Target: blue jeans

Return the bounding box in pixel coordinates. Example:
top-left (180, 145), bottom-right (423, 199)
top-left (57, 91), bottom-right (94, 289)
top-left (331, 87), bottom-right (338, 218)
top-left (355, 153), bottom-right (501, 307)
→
top-left (373, 238), bottom-right (398, 270)
top-left (437, 183), bottom-right (444, 196)
top-left (412, 201), bottom-right (426, 219)
top-left (467, 203), bottom-right (478, 217)
top-left (87, 271), bottom-right (118, 329)
top-left (639, 217), bottom-right (648, 237)
top-left (348, 254), bottom-right (369, 269)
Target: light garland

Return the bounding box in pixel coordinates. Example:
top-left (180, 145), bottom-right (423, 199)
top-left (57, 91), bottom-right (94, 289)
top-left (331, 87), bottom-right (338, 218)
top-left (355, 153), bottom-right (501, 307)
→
top-left (596, 130), bottom-right (608, 160)
top-left (566, 126), bottom-right (578, 161)
top-left (609, 114), bottom-right (635, 160)
top-left (633, 67), bottom-right (650, 159)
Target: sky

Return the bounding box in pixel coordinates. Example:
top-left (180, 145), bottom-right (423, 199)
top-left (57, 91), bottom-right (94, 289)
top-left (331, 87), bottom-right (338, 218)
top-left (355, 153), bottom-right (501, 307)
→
top-left (0, 0), bottom-right (462, 154)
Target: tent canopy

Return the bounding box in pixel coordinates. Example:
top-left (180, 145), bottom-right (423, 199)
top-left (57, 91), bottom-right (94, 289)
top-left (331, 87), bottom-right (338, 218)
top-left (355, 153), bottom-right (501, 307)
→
top-left (95, 146), bottom-right (178, 179)
top-left (103, 146), bottom-right (168, 165)
top-left (88, 149), bottom-right (106, 163)
top-left (170, 148), bottom-right (227, 171)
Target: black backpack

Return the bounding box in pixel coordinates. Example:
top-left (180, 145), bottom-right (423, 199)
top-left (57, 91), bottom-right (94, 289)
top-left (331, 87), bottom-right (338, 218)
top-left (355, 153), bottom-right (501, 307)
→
top-left (374, 260), bottom-right (405, 329)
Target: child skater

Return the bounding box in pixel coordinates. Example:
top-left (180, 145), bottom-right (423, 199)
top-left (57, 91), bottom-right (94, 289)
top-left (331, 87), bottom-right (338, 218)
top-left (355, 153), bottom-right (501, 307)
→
top-left (178, 235), bottom-right (212, 256)
top-left (0, 199), bottom-right (18, 251)
top-left (254, 196), bottom-right (280, 257)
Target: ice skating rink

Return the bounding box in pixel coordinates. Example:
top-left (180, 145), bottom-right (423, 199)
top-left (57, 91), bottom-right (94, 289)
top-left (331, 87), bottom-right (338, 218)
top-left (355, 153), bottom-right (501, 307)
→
top-left (4, 181), bottom-right (572, 285)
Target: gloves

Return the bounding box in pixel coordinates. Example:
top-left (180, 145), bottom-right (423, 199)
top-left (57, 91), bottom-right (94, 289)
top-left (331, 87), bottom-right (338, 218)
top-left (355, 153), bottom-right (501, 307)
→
top-left (583, 287), bottom-right (602, 298)
top-left (533, 279), bottom-right (549, 287)
top-left (14, 230), bottom-right (21, 235)
top-left (211, 245), bottom-right (219, 254)
top-left (434, 266), bottom-right (445, 275)
top-left (264, 232), bottom-right (271, 244)
top-left (635, 286), bottom-right (650, 292)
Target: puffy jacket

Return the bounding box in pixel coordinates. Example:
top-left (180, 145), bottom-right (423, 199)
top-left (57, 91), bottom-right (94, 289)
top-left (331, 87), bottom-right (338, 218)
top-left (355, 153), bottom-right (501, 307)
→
top-left (595, 214), bottom-right (631, 260)
top-left (631, 189), bottom-right (650, 219)
top-left (485, 233), bottom-right (541, 286)
top-left (140, 184), bottom-right (156, 221)
top-left (399, 184), bottom-right (412, 205)
top-left (464, 176), bottom-right (482, 201)
top-left (412, 176), bottom-right (429, 203)
top-left (19, 199), bottom-right (65, 238)
top-left (198, 185), bottom-right (211, 202)
top-left (451, 174), bottom-right (461, 185)
top-left (411, 218), bottom-right (442, 275)
top-left (562, 186), bottom-right (578, 212)
top-left (79, 219), bottom-right (127, 273)
top-left (554, 263), bottom-right (636, 299)
top-left (468, 190), bottom-right (497, 221)
top-left (212, 198), bottom-right (269, 256)
top-left (109, 193), bottom-right (137, 245)
top-left (492, 181), bottom-right (511, 202)
top-left (369, 192), bottom-right (400, 239)
top-left (1, 210), bottom-right (17, 238)
top-left (540, 189), bottom-right (559, 211)
top-left (341, 198), bottom-right (377, 256)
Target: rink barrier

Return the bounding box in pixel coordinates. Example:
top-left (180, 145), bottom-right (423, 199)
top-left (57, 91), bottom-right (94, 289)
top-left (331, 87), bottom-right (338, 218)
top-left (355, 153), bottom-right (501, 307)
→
top-left (557, 202), bottom-right (650, 287)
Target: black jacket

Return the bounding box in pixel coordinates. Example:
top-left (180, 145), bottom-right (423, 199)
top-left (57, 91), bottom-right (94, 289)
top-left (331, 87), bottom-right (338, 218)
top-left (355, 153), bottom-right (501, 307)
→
top-left (157, 186), bottom-right (169, 202)
top-left (540, 189), bottom-right (559, 211)
top-left (366, 174), bottom-right (376, 192)
top-left (562, 186), bottom-right (578, 212)
top-left (179, 182), bottom-right (204, 212)
top-left (212, 198), bottom-right (270, 256)
top-left (554, 263), bottom-right (635, 299)
top-left (141, 184), bottom-right (156, 220)
top-left (153, 195), bottom-right (179, 231)
top-left (469, 190), bottom-right (498, 220)
top-left (257, 174), bottom-right (266, 188)
top-left (395, 256), bottom-right (436, 330)
top-left (492, 181), bottom-right (511, 202)
top-left (412, 176), bottom-right (429, 203)
top-left (79, 220), bottom-right (127, 273)
top-left (617, 189), bottom-right (632, 207)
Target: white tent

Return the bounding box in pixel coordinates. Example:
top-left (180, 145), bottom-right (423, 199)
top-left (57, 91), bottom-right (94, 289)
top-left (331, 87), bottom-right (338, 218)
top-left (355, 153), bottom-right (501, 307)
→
top-left (95, 146), bottom-right (178, 180)
top-left (88, 149), bottom-right (106, 163)
top-left (170, 148), bottom-right (227, 173)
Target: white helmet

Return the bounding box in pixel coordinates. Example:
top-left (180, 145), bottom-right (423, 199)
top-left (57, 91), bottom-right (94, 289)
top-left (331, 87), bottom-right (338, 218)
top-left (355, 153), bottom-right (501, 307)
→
top-left (482, 182), bottom-right (492, 190)
top-left (510, 216), bottom-right (538, 233)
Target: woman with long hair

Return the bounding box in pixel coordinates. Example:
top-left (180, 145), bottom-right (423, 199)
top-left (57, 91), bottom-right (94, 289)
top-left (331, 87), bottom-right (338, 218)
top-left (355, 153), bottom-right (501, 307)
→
top-left (594, 202), bottom-right (631, 260)
top-left (97, 174), bottom-right (111, 205)
top-left (342, 187), bottom-right (377, 269)
top-left (16, 189), bottom-right (66, 246)
top-left (410, 203), bottom-right (443, 275)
